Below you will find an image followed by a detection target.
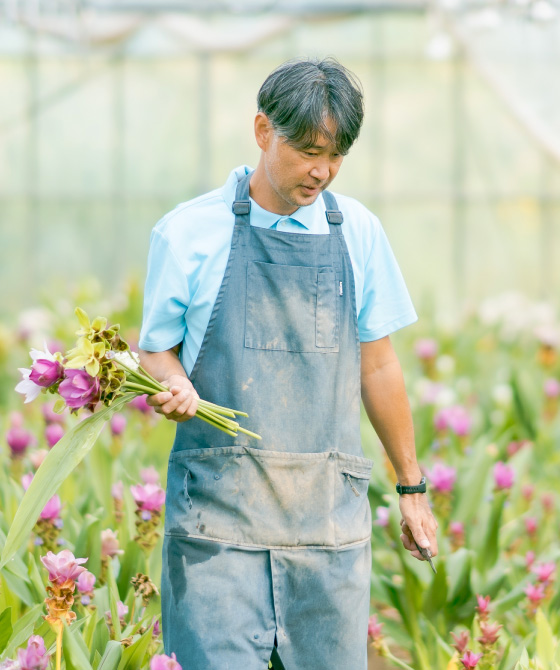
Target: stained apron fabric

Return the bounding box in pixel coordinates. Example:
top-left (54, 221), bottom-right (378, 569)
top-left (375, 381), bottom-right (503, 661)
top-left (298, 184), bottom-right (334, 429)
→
top-left (161, 172), bottom-right (373, 669)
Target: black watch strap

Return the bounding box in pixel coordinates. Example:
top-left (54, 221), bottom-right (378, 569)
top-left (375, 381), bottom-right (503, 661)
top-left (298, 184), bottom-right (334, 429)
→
top-left (396, 476), bottom-right (426, 495)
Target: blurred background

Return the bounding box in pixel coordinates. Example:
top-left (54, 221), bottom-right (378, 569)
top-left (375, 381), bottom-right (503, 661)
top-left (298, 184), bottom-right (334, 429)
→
top-left (1, 0), bottom-right (560, 324)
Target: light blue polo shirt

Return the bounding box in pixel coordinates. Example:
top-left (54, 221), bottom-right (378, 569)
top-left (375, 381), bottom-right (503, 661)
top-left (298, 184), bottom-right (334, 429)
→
top-left (139, 165), bottom-right (417, 375)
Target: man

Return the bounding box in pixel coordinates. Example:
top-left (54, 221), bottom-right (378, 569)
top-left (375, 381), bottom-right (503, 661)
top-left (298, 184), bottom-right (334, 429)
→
top-left (139, 57), bottom-right (438, 670)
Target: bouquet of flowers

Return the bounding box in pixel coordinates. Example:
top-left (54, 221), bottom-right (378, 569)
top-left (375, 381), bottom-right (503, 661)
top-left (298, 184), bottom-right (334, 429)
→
top-left (1, 308), bottom-right (259, 569)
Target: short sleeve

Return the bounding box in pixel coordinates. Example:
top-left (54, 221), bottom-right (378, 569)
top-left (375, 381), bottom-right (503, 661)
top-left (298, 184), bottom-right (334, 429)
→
top-left (138, 228), bottom-right (190, 352)
top-left (358, 219), bottom-right (418, 342)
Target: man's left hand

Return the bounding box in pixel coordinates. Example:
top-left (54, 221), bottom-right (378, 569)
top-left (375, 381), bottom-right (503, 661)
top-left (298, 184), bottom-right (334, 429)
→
top-left (398, 494), bottom-right (439, 561)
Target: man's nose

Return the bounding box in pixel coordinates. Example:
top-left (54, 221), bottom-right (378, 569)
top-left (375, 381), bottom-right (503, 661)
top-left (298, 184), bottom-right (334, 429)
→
top-left (309, 158), bottom-right (330, 182)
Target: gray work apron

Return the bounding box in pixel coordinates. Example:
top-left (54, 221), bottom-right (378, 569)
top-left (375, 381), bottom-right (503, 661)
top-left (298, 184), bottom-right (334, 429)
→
top-left (161, 172), bottom-right (373, 670)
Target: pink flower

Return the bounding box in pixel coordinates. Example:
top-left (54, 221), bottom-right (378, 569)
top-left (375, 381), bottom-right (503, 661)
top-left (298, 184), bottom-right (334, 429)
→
top-left (493, 462), bottom-right (514, 491)
top-left (17, 635), bottom-right (49, 670)
top-left (475, 594), bottom-right (491, 620)
top-left (40, 549), bottom-right (87, 584)
top-left (531, 562), bottom-right (555, 584)
top-left (111, 481), bottom-right (124, 500)
top-left (150, 653), bottom-right (182, 670)
top-left (541, 493), bottom-right (555, 513)
top-left (29, 359), bottom-right (64, 388)
top-left (16, 345), bottom-right (60, 403)
top-left (129, 394), bottom-right (152, 414)
top-left (40, 495), bottom-right (62, 521)
top-left (42, 403), bottom-right (66, 425)
top-left (45, 423), bottom-right (65, 448)
top-left (460, 651), bottom-right (483, 668)
top-left (373, 506), bottom-right (390, 527)
top-left (544, 378), bottom-right (560, 398)
top-left (141, 465), bottom-right (160, 485)
top-left (101, 529), bottom-right (124, 558)
top-left (434, 405), bottom-right (471, 437)
top-left (21, 472), bottom-right (34, 491)
top-left (521, 484), bottom-right (534, 501)
top-left (6, 427), bottom-right (35, 456)
top-left (450, 630), bottom-right (469, 654)
top-left (130, 483), bottom-right (165, 512)
top-left (58, 369), bottom-right (100, 409)
top-left (367, 614), bottom-right (384, 640)
top-left (449, 521), bottom-right (464, 536)
top-left (525, 551), bottom-right (536, 569)
top-left (10, 411), bottom-right (23, 428)
top-left (117, 601), bottom-right (128, 619)
top-left (477, 621), bottom-right (502, 646)
top-left (425, 462), bottom-right (457, 493)
top-left (77, 571), bottom-right (96, 593)
top-left (110, 413), bottom-right (127, 436)
top-left (525, 517), bottom-right (538, 535)
top-left (30, 449), bottom-right (48, 469)
top-left (524, 583), bottom-right (546, 604)
top-left (414, 338), bottom-right (438, 360)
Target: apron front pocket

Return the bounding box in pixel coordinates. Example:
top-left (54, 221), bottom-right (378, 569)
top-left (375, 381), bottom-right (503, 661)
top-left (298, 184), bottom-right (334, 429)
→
top-left (245, 261), bottom-right (339, 353)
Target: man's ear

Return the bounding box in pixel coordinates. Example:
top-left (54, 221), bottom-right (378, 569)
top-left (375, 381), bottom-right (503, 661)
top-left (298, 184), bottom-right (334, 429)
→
top-left (254, 112), bottom-right (273, 151)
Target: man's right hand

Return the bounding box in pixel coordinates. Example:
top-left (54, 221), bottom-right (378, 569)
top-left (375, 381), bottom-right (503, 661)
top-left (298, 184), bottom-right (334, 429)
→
top-left (146, 374), bottom-right (200, 423)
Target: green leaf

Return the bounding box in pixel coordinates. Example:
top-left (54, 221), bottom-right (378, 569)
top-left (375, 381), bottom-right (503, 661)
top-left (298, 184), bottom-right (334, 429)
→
top-left (63, 622), bottom-right (94, 670)
top-left (107, 562), bottom-right (122, 641)
top-left (475, 491), bottom-right (507, 573)
top-left (2, 603), bottom-right (43, 660)
top-left (0, 394), bottom-right (133, 569)
top-left (117, 624), bottom-right (153, 670)
top-left (98, 640), bottom-right (123, 670)
top-left (0, 607), bottom-right (13, 654)
top-left (535, 608), bottom-right (556, 665)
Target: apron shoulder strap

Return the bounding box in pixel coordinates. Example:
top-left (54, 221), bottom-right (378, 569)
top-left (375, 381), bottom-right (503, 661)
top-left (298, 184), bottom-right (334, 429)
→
top-left (322, 190), bottom-right (344, 225)
top-left (232, 172), bottom-right (252, 223)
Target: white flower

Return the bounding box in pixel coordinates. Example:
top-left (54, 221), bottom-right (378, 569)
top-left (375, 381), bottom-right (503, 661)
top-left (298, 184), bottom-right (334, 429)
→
top-left (492, 384), bottom-right (513, 409)
top-left (15, 368), bottom-right (42, 404)
top-left (15, 343), bottom-right (57, 404)
top-left (114, 350), bottom-right (140, 371)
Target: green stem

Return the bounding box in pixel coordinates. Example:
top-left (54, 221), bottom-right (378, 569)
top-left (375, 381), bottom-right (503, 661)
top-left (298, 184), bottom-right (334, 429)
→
top-left (195, 412), bottom-right (238, 437)
top-left (384, 651), bottom-right (416, 670)
top-left (123, 382), bottom-right (160, 395)
top-left (197, 407), bottom-right (238, 432)
top-left (199, 399), bottom-right (248, 417)
top-left (235, 425), bottom-right (262, 440)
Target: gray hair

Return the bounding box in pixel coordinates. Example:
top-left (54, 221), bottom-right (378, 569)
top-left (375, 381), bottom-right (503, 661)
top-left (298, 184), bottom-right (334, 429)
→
top-left (257, 57), bottom-right (364, 156)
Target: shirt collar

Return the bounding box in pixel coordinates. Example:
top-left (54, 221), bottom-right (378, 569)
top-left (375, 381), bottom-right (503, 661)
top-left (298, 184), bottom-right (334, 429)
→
top-left (222, 165), bottom-right (325, 232)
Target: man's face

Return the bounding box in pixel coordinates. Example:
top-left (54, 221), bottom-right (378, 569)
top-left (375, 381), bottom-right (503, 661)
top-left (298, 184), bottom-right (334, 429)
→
top-left (253, 115), bottom-right (345, 215)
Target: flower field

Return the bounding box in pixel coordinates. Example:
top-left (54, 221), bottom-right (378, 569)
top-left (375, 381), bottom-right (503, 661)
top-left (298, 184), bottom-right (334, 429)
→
top-left (1, 285), bottom-right (559, 670)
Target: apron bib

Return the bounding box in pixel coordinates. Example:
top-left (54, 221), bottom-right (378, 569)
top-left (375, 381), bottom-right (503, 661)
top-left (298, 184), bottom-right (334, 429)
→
top-left (162, 172), bottom-right (373, 669)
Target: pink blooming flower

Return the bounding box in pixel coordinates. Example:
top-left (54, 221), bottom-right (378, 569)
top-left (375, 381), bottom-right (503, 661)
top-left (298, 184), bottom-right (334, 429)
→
top-left (40, 549), bottom-right (87, 584)
top-left (544, 378), bottom-right (560, 398)
top-left (373, 506), bottom-right (389, 527)
top-left (425, 462), bottom-right (457, 493)
top-left (16, 345), bottom-right (60, 403)
top-left (367, 614), bottom-right (384, 639)
top-left (493, 462), bottom-right (515, 491)
top-left (129, 394), bottom-right (152, 414)
top-left (41, 403), bottom-right (66, 425)
top-left (10, 411), bottom-right (23, 428)
top-left (531, 562), bottom-right (555, 584)
top-left (476, 594), bottom-right (491, 620)
top-left (40, 495), bottom-right (62, 521)
top-left (58, 369), bottom-right (100, 409)
top-left (414, 338), bottom-right (438, 360)
top-left (110, 413), bottom-right (127, 436)
top-left (521, 484), bottom-right (534, 501)
top-left (460, 651), bottom-right (483, 668)
top-left (541, 493), bottom-right (555, 513)
top-left (30, 449), bottom-right (48, 469)
top-left (17, 635), bottom-right (49, 670)
top-left (525, 517), bottom-right (538, 535)
top-left (141, 465), bottom-right (160, 485)
top-left (449, 521), bottom-right (465, 536)
top-left (130, 483), bottom-right (166, 512)
top-left (450, 630), bottom-right (469, 654)
top-left (101, 529), bottom-right (124, 558)
top-left (150, 653), bottom-right (182, 670)
top-left (45, 423), bottom-right (65, 448)
top-left (434, 405), bottom-right (471, 437)
top-left (111, 481), bottom-right (124, 500)
top-left (6, 427), bottom-right (35, 456)
top-left (117, 601), bottom-right (128, 619)
top-left (525, 551), bottom-right (536, 569)
top-left (29, 358), bottom-right (64, 388)
top-left (524, 582), bottom-right (546, 604)
top-left (77, 571), bottom-right (96, 593)
top-left (477, 621), bottom-right (502, 646)
top-left (21, 472), bottom-right (34, 491)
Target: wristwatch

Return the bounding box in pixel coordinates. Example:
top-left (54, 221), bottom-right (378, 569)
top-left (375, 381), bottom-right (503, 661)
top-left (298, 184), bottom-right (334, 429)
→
top-left (396, 476), bottom-right (427, 495)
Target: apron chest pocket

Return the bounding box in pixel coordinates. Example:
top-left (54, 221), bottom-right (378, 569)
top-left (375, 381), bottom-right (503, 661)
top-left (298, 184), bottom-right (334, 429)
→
top-left (245, 261), bottom-right (339, 353)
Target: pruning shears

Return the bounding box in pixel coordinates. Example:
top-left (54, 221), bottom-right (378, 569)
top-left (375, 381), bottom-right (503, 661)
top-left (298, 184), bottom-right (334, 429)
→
top-left (414, 540), bottom-right (437, 574)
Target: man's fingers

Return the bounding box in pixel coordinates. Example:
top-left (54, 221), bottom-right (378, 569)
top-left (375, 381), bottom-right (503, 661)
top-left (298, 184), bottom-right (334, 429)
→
top-left (146, 391), bottom-right (172, 407)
